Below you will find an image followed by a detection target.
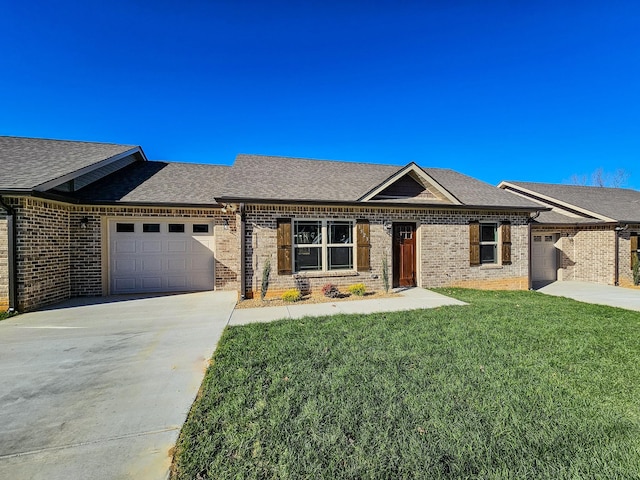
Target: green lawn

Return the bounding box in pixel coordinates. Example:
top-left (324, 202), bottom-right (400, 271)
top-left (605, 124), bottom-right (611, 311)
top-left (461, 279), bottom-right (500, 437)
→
top-left (172, 289), bottom-right (640, 479)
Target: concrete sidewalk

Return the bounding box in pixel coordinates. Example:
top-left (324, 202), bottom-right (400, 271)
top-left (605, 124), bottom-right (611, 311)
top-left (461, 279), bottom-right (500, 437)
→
top-left (536, 281), bottom-right (640, 312)
top-left (229, 287), bottom-right (466, 325)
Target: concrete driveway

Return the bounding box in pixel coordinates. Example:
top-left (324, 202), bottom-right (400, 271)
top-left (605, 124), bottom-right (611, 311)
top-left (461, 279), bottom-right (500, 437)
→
top-left (0, 291), bottom-right (237, 480)
top-left (537, 281), bottom-right (640, 311)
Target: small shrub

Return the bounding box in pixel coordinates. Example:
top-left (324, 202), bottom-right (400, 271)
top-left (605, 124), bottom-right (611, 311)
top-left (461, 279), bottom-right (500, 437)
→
top-left (281, 289), bottom-right (302, 302)
top-left (321, 283), bottom-right (340, 298)
top-left (261, 259), bottom-right (271, 300)
top-left (633, 255), bottom-right (640, 286)
top-left (347, 283), bottom-right (366, 296)
top-left (382, 255), bottom-right (390, 293)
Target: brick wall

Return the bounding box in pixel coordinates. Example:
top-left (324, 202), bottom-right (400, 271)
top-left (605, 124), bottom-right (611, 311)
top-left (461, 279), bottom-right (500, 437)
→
top-left (551, 226), bottom-right (615, 284)
top-left (0, 214), bottom-right (8, 310)
top-left (244, 204), bottom-right (530, 298)
top-left (5, 196), bottom-right (238, 312)
top-left (7, 197), bottom-right (72, 311)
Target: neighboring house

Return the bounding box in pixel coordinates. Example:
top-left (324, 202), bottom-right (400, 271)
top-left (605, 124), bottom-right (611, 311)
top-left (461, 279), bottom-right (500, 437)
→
top-left (499, 181), bottom-right (640, 287)
top-left (0, 135), bottom-right (540, 312)
top-left (0, 137), bottom-right (234, 312)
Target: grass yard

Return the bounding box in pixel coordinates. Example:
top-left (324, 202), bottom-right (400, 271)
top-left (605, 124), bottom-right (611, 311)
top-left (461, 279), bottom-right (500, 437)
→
top-left (172, 289), bottom-right (640, 479)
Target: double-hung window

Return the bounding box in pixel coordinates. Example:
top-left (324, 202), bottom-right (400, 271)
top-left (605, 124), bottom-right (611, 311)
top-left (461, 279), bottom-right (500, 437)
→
top-left (480, 223), bottom-right (498, 264)
top-left (293, 220), bottom-right (354, 272)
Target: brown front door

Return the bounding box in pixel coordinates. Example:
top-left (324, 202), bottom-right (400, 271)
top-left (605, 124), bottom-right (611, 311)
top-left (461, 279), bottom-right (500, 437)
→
top-left (393, 223), bottom-right (416, 287)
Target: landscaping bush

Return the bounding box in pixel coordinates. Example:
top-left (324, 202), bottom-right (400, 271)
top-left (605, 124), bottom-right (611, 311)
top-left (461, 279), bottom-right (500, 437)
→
top-left (382, 255), bottom-right (390, 293)
top-left (260, 259), bottom-right (271, 300)
top-left (321, 283), bottom-right (340, 298)
top-left (347, 283), bottom-right (366, 296)
top-left (281, 288), bottom-right (302, 302)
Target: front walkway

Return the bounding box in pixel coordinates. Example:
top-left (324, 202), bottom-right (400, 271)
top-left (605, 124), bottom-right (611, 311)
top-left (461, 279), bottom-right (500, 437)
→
top-left (229, 287), bottom-right (466, 325)
top-left (536, 281), bottom-right (640, 312)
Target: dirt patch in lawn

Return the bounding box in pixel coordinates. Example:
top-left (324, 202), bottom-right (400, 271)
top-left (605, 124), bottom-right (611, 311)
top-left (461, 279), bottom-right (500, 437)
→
top-left (235, 291), bottom-right (399, 309)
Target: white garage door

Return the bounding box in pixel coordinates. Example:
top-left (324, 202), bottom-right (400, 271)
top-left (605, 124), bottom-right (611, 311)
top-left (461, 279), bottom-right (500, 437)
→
top-left (531, 234), bottom-right (557, 282)
top-left (109, 219), bottom-right (215, 294)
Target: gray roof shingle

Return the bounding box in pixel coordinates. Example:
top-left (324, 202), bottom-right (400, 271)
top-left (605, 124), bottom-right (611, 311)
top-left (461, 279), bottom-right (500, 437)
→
top-left (221, 154), bottom-right (539, 209)
top-left (423, 168), bottom-right (538, 208)
top-left (221, 154), bottom-right (400, 202)
top-left (0, 136), bottom-right (137, 191)
top-left (72, 161), bottom-right (229, 205)
top-left (504, 181), bottom-right (640, 222)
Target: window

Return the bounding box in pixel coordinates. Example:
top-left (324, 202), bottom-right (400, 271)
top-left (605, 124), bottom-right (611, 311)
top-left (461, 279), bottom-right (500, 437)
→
top-left (193, 224), bottom-right (209, 233)
top-left (293, 220), bottom-right (354, 272)
top-left (116, 223), bottom-right (135, 233)
top-left (143, 223), bottom-right (160, 233)
top-left (168, 224), bottom-right (185, 233)
top-left (480, 223), bottom-right (497, 264)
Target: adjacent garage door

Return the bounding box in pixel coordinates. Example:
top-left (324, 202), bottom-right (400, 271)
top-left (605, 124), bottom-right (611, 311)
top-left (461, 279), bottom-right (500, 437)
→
top-left (109, 219), bottom-right (215, 294)
top-left (531, 234), bottom-right (557, 283)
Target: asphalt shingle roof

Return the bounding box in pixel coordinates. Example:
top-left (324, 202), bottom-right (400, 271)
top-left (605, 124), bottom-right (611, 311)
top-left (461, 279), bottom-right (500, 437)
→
top-left (423, 168), bottom-right (538, 208)
top-left (504, 181), bottom-right (640, 222)
top-left (222, 154), bottom-right (400, 202)
top-left (72, 161), bottom-right (229, 205)
top-left (222, 154), bottom-right (539, 208)
top-left (0, 136), bottom-right (137, 190)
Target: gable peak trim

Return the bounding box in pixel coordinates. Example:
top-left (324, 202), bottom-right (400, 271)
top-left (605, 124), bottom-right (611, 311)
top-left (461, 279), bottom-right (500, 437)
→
top-left (359, 162), bottom-right (461, 204)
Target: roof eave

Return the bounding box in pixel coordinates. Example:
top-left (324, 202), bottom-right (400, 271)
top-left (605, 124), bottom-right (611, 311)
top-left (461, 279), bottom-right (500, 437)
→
top-left (216, 196), bottom-right (545, 212)
top-left (499, 181), bottom-right (617, 222)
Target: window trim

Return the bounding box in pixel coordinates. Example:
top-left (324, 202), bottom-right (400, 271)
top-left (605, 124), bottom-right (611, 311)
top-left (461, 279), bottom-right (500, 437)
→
top-left (292, 219), bottom-right (355, 273)
top-left (479, 222), bottom-right (498, 265)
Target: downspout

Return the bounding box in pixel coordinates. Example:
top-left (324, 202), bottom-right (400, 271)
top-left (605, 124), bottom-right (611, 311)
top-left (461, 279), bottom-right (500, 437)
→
top-left (239, 203), bottom-right (246, 300)
top-left (0, 196), bottom-right (18, 312)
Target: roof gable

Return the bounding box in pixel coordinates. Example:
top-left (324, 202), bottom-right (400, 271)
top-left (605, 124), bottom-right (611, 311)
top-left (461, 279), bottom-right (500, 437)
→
top-left (359, 163), bottom-right (460, 204)
top-left (0, 136), bottom-right (142, 192)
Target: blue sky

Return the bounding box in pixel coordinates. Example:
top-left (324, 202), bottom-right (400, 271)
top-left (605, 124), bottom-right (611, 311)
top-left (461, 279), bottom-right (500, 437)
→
top-left (2, 1), bottom-right (640, 188)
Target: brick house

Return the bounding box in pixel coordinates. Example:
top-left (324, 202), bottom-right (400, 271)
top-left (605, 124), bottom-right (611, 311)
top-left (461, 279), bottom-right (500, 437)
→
top-left (1, 136), bottom-right (540, 312)
top-left (0, 137), bottom-right (234, 312)
top-left (499, 181), bottom-right (640, 288)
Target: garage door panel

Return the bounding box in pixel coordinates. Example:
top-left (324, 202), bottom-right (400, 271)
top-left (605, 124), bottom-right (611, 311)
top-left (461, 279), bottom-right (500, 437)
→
top-left (193, 238), bottom-right (214, 251)
top-left (141, 258), bottom-right (163, 272)
top-left (113, 277), bottom-right (137, 292)
top-left (141, 277), bottom-right (163, 290)
top-left (167, 276), bottom-right (188, 289)
top-left (114, 240), bottom-right (136, 254)
top-left (109, 219), bottom-right (215, 294)
top-left (141, 241), bottom-right (162, 253)
top-left (168, 258), bottom-right (187, 272)
top-left (168, 241), bottom-right (187, 253)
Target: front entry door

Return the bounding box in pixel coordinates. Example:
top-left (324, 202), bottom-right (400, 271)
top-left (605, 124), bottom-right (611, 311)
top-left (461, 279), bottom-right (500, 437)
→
top-left (393, 223), bottom-right (416, 287)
